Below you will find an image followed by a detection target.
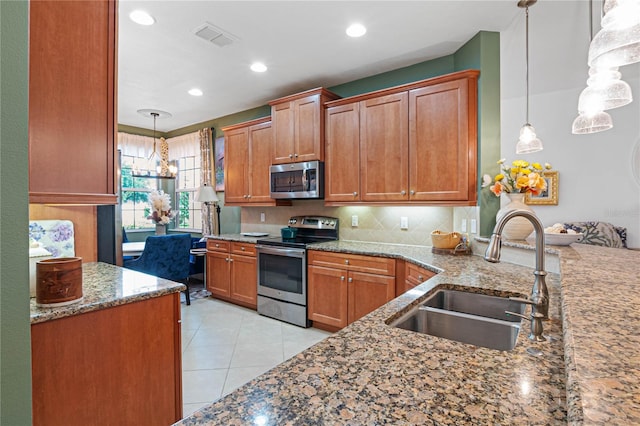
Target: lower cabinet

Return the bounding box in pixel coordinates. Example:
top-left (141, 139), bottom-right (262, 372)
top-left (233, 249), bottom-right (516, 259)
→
top-left (31, 294), bottom-right (182, 426)
top-left (308, 251), bottom-right (395, 330)
top-left (206, 239), bottom-right (257, 309)
top-left (397, 260), bottom-right (437, 296)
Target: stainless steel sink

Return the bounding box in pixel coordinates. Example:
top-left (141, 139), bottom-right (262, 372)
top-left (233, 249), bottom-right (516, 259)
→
top-left (391, 289), bottom-right (525, 351)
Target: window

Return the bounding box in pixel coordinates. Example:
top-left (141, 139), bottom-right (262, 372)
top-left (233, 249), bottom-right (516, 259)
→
top-left (121, 154), bottom-right (176, 230)
top-left (176, 155), bottom-right (202, 231)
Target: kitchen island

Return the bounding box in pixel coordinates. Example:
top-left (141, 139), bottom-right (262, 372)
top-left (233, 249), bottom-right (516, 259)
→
top-left (177, 240), bottom-right (639, 425)
top-left (30, 262), bottom-right (186, 426)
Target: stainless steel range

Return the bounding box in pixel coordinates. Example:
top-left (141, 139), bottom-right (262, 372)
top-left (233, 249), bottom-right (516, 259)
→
top-left (256, 216), bottom-right (339, 327)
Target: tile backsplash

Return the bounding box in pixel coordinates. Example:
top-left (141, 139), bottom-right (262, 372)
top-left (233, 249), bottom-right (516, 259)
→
top-left (241, 201), bottom-right (479, 246)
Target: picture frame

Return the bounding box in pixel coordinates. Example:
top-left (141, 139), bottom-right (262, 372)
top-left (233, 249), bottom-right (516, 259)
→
top-left (525, 171), bottom-right (558, 205)
top-left (214, 136), bottom-right (225, 192)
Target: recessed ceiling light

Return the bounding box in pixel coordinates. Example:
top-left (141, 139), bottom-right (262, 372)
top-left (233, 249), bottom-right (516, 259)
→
top-left (346, 23), bottom-right (366, 38)
top-left (250, 62), bottom-right (267, 73)
top-left (188, 88), bottom-right (203, 97)
top-left (129, 10), bottom-right (155, 26)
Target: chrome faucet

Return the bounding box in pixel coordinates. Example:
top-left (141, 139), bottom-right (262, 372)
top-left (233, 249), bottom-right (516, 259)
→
top-left (484, 209), bottom-right (549, 322)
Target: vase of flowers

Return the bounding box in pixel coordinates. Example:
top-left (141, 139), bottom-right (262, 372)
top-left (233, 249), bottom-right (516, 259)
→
top-left (147, 190), bottom-right (175, 235)
top-left (486, 159), bottom-right (552, 240)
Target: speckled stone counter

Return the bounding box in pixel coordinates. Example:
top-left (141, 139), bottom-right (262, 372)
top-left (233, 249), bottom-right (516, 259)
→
top-left (206, 234), bottom-right (263, 244)
top-left (178, 240), bottom-right (571, 425)
top-left (30, 262), bottom-right (186, 324)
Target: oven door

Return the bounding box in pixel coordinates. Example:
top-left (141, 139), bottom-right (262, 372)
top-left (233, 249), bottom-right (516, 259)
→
top-left (256, 245), bottom-right (307, 305)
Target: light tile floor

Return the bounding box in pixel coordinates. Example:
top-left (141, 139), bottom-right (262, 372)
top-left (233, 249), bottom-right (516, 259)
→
top-left (180, 295), bottom-right (332, 418)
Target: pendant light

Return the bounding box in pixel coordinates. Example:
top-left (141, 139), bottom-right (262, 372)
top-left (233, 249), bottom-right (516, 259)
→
top-left (515, 0), bottom-right (543, 155)
top-left (588, 0), bottom-right (640, 69)
top-left (136, 109), bottom-right (172, 176)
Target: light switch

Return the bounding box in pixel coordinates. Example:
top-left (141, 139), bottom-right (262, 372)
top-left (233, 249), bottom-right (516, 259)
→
top-left (351, 215), bottom-right (358, 227)
top-left (461, 219), bottom-right (467, 233)
top-left (470, 219), bottom-right (477, 234)
top-left (400, 217), bottom-right (409, 230)
top-left (260, 212), bottom-right (266, 222)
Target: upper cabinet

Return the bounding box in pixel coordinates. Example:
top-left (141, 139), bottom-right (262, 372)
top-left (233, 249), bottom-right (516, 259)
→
top-left (29, 0), bottom-right (117, 204)
top-left (269, 88), bottom-right (340, 164)
top-left (325, 70), bottom-right (479, 206)
top-left (222, 118), bottom-right (276, 206)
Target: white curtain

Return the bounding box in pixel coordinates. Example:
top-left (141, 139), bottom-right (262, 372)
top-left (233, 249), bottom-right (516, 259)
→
top-left (117, 132), bottom-right (155, 158)
top-left (166, 132), bottom-right (199, 161)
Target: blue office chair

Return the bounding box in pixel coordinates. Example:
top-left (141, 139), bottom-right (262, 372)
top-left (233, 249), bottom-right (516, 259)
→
top-left (123, 234), bottom-right (193, 305)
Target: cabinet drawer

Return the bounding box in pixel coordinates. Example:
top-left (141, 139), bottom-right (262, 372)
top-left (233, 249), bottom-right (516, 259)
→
top-left (207, 239), bottom-right (230, 253)
top-left (231, 242), bottom-right (256, 257)
top-left (308, 251), bottom-right (395, 276)
top-left (405, 262), bottom-right (436, 287)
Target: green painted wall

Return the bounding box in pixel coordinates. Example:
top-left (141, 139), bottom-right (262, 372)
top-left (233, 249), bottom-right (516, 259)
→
top-left (0, 1), bottom-right (33, 424)
top-left (166, 105), bottom-right (271, 139)
top-left (454, 31), bottom-right (501, 237)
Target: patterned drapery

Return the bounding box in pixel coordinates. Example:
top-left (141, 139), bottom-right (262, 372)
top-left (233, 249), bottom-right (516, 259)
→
top-left (199, 128), bottom-right (216, 235)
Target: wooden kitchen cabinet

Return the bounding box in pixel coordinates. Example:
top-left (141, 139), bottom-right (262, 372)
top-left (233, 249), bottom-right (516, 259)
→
top-left (307, 251), bottom-right (395, 330)
top-left (324, 70), bottom-right (479, 206)
top-left (223, 118), bottom-right (274, 206)
top-left (269, 88), bottom-right (340, 164)
top-left (29, 0), bottom-right (117, 204)
top-left (31, 294), bottom-right (182, 425)
top-left (206, 239), bottom-right (257, 309)
top-left (397, 260), bottom-right (437, 296)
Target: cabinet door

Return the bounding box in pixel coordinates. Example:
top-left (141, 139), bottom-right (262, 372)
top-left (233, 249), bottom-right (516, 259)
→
top-left (224, 127), bottom-right (249, 203)
top-left (247, 122), bottom-right (273, 203)
top-left (206, 251), bottom-right (231, 298)
top-left (294, 94), bottom-right (322, 162)
top-left (409, 79), bottom-right (477, 202)
top-left (348, 271), bottom-right (396, 324)
top-left (229, 254), bottom-right (257, 308)
top-left (29, 0), bottom-right (117, 204)
top-left (325, 103), bottom-right (361, 202)
top-left (360, 92), bottom-right (409, 201)
top-left (307, 265), bottom-right (348, 329)
top-left (401, 262), bottom-right (436, 295)
top-left (272, 101), bottom-right (295, 164)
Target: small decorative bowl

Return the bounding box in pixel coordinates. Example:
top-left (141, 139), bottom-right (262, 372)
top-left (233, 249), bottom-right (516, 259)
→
top-left (544, 232), bottom-right (584, 246)
top-left (431, 230), bottom-right (462, 249)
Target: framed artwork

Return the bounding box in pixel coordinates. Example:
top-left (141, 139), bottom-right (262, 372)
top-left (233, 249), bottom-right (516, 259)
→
top-left (526, 171), bottom-right (558, 205)
top-left (214, 136), bottom-right (225, 191)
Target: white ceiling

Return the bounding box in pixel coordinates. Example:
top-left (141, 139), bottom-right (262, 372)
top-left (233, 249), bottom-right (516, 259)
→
top-left (118, 0), bottom-right (522, 132)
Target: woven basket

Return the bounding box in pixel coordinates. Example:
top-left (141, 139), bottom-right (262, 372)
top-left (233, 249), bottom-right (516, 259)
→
top-left (430, 231), bottom-right (462, 249)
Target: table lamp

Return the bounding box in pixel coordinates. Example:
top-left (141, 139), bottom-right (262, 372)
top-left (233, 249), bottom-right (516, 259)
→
top-left (195, 183), bottom-right (220, 235)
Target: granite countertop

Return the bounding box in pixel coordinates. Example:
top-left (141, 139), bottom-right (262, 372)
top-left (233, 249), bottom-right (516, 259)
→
top-left (206, 234), bottom-right (264, 244)
top-left (179, 240), bottom-right (570, 425)
top-left (30, 262), bottom-right (186, 324)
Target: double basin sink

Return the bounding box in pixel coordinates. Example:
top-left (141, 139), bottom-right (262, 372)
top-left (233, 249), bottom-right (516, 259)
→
top-left (390, 289), bottom-right (526, 351)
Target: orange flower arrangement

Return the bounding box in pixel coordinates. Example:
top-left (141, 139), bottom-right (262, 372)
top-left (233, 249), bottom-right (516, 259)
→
top-left (486, 159), bottom-right (552, 197)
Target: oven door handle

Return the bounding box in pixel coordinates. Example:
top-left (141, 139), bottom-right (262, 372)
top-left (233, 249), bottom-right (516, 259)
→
top-left (256, 245), bottom-right (306, 258)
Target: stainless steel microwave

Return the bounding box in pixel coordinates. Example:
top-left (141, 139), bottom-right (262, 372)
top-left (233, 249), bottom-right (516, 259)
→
top-left (270, 160), bottom-right (324, 199)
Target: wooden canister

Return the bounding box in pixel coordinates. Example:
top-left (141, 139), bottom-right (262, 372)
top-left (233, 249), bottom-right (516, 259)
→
top-left (36, 257), bottom-right (83, 307)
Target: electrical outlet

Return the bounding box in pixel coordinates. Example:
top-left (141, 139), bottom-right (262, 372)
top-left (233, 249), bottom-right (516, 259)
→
top-left (260, 212), bottom-right (266, 222)
top-left (461, 219), bottom-right (467, 233)
top-left (470, 219), bottom-right (477, 234)
top-left (400, 217), bottom-right (409, 230)
top-left (351, 215), bottom-right (358, 227)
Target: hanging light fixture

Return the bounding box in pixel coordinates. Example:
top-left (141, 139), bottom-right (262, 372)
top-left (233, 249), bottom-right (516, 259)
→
top-left (572, 0), bottom-right (632, 134)
top-left (136, 109), bottom-right (172, 176)
top-left (588, 0), bottom-right (640, 69)
top-left (515, 0), bottom-right (543, 154)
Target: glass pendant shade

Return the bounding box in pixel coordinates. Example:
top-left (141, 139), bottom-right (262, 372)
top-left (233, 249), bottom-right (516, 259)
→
top-left (516, 124), bottom-right (544, 154)
top-left (577, 67), bottom-right (633, 112)
top-left (571, 110), bottom-right (614, 134)
top-left (588, 0), bottom-right (640, 68)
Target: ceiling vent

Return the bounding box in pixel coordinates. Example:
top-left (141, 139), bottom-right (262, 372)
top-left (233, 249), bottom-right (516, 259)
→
top-left (193, 22), bottom-right (237, 48)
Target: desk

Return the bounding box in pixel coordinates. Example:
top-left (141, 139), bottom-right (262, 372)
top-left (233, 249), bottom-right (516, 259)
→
top-left (122, 242), bottom-right (145, 257)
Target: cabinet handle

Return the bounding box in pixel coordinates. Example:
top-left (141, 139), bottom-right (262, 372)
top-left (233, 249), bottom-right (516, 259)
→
top-left (294, 153), bottom-right (298, 158)
top-left (289, 154), bottom-right (293, 159)
top-left (410, 190), bottom-right (415, 195)
top-left (241, 247), bottom-right (245, 251)
top-left (348, 277), bottom-right (353, 283)
top-left (247, 194), bottom-right (251, 198)
top-left (401, 190), bottom-right (406, 195)
top-left (345, 259), bottom-right (349, 265)
top-left (353, 192), bottom-right (358, 197)
top-left (341, 276), bottom-right (345, 281)
top-left (243, 195), bottom-right (248, 198)
top-left (229, 258), bottom-right (234, 262)
top-left (215, 244), bottom-right (220, 247)
top-left (418, 275), bottom-right (424, 280)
